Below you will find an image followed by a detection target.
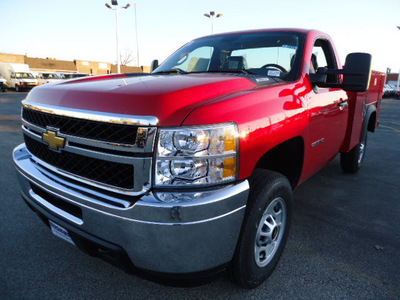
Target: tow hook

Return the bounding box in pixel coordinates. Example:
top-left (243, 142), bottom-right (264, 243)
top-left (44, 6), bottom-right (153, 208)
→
top-left (171, 206), bottom-right (182, 221)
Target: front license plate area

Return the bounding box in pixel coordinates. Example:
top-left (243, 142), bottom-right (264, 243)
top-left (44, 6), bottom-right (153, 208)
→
top-left (49, 220), bottom-right (76, 246)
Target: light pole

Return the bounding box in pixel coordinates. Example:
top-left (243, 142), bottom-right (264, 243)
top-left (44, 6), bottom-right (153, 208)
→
top-left (105, 0), bottom-right (131, 73)
top-left (134, 3), bottom-right (139, 67)
top-left (203, 11), bottom-right (223, 34)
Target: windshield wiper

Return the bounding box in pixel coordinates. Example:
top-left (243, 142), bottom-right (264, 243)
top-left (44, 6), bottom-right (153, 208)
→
top-left (153, 69), bottom-right (258, 76)
top-left (152, 68), bottom-right (187, 75)
top-left (191, 69), bottom-right (257, 75)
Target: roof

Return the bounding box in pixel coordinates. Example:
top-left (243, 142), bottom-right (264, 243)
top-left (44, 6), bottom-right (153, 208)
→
top-left (200, 28), bottom-right (312, 39)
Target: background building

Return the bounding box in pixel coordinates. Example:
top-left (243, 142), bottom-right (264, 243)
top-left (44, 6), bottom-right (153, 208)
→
top-left (386, 73), bottom-right (399, 87)
top-left (0, 52), bottom-right (146, 74)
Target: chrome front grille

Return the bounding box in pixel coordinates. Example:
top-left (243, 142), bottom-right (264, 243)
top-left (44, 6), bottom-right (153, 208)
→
top-left (22, 107), bottom-right (138, 145)
top-left (21, 100), bottom-right (157, 195)
top-left (24, 134), bottom-right (135, 189)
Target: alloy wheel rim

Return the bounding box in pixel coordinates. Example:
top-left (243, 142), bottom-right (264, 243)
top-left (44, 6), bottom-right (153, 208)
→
top-left (358, 141), bottom-right (366, 164)
top-left (254, 197), bottom-right (287, 267)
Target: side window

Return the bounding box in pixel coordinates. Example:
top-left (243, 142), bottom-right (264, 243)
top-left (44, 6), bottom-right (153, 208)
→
top-left (312, 39), bottom-right (339, 83)
top-left (311, 46), bottom-right (327, 71)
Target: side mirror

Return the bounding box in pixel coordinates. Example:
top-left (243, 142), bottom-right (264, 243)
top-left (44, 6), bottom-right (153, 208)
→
top-left (150, 59), bottom-right (159, 73)
top-left (310, 52), bottom-right (372, 93)
top-left (341, 53), bottom-right (372, 92)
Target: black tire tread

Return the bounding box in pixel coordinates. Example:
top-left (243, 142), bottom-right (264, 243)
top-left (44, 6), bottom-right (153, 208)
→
top-left (340, 130), bottom-right (368, 173)
top-left (230, 169), bottom-right (292, 288)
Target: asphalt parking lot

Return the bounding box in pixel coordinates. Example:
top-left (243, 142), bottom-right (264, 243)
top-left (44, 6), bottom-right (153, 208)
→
top-left (1, 92), bottom-right (399, 299)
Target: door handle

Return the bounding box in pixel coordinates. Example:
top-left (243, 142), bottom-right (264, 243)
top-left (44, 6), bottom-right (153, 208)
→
top-left (338, 100), bottom-right (348, 110)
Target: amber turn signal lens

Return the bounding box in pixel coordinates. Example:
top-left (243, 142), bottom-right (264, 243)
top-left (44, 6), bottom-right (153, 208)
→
top-left (224, 127), bottom-right (236, 152)
top-left (222, 157), bottom-right (236, 178)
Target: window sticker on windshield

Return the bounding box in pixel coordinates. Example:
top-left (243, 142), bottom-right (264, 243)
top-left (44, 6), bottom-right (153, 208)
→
top-left (255, 78), bottom-right (270, 82)
top-left (268, 70), bottom-right (281, 77)
top-left (282, 45), bottom-right (297, 50)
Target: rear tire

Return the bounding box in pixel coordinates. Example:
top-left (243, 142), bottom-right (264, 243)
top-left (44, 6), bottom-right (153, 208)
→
top-left (340, 129), bottom-right (368, 173)
top-left (230, 169), bottom-right (292, 288)
top-left (15, 85), bottom-right (20, 92)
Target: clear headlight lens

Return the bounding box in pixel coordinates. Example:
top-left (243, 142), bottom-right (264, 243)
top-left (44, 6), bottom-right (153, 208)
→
top-left (155, 123), bottom-right (238, 186)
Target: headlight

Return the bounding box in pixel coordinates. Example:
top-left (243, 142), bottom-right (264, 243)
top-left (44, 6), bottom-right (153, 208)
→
top-left (155, 123), bottom-right (238, 187)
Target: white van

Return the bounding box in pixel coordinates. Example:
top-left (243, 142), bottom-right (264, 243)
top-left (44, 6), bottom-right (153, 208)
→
top-left (0, 63), bottom-right (39, 91)
top-left (37, 72), bottom-right (63, 85)
top-left (0, 73), bottom-right (8, 92)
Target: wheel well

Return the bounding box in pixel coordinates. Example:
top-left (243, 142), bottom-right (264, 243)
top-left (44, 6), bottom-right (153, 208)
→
top-left (254, 137), bottom-right (304, 189)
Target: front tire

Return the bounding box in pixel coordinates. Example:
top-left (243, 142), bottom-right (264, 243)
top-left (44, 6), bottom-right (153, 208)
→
top-left (15, 85), bottom-right (20, 92)
top-left (231, 169), bottom-right (293, 288)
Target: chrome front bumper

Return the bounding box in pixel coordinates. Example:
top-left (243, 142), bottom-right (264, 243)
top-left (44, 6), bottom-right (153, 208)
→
top-left (13, 144), bottom-right (249, 274)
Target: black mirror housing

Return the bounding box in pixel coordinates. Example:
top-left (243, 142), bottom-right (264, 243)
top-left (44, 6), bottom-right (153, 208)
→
top-left (151, 60), bottom-right (159, 73)
top-left (310, 53), bottom-right (372, 93)
top-left (341, 53), bottom-right (372, 92)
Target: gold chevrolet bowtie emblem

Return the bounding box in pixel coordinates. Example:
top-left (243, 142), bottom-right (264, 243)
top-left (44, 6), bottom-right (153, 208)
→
top-left (42, 130), bottom-right (66, 151)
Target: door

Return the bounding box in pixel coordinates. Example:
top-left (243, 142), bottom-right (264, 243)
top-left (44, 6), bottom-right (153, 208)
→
top-left (305, 38), bottom-right (348, 174)
top-left (9, 72), bottom-right (17, 88)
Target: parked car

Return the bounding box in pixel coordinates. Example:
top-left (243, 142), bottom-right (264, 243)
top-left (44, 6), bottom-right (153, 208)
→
top-left (37, 72), bottom-right (63, 85)
top-left (383, 84), bottom-right (397, 98)
top-left (13, 28), bottom-right (385, 288)
top-left (0, 73), bottom-right (8, 92)
top-left (62, 73), bottom-right (90, 79)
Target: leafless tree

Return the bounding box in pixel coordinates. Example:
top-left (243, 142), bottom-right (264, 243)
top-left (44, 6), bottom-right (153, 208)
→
top-left (120, 47), bottom-right (136, 66)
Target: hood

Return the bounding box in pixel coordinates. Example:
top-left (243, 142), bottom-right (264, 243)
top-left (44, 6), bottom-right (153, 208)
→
top-left (20, 78), bottom-right (38, 83)
top-left (42, 79), bottom-right (62, 83)
top-left (45, 78), bottom-right (63, 81)
top-left (26, 73), bottom-right (258, 126)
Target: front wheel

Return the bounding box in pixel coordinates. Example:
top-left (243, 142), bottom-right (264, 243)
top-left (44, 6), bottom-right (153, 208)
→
top-left (15, 85), bottom-right (20, 92)
top-left (230, 169), bottom-right (292, 288)
top-left (340, 129), bottom-right (368, 173)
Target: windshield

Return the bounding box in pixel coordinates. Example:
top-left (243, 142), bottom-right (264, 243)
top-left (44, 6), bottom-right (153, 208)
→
top-left (154, 31), bottom-right (305, 81)
top-left (16, 72), bottom-right (35, 79)
top-left (64, 73), bottom-right (88, 79)
top-left (72, 74), bottom-right (88, 78)
top-left (43, 73), bottom-right (61, 79)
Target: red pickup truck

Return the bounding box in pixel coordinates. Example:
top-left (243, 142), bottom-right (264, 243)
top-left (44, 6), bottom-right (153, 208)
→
top-left (13, 28), bottom-right (385, 288)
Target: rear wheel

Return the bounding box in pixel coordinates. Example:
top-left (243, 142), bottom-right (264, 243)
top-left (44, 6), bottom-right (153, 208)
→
top-left (231, 169), bottom-right (292, 288)
top-left (340, 129), bottom-right (368, 173)
top-left (15, 85), bottom-right (20, 92)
